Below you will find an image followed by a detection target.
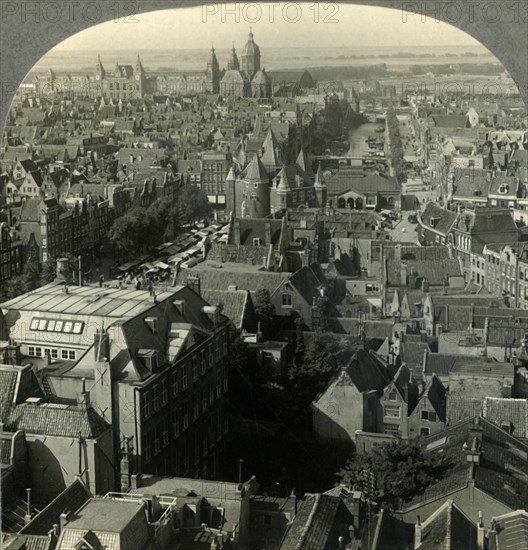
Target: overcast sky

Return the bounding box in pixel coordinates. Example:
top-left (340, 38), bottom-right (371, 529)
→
top-left (54, 3), bottom-right (483, 51)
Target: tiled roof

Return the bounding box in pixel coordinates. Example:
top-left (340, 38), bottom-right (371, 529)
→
top-left (345, 349), bottom-right (390, 393)
top-left (280, 494), bottom-right (350, 550)
top-left (386, 258), bottom-right (461, 286)
top-left (0, 370), bottom-right (18, 422)
top-left (417, 500), bottom-right (478, 550)
top-left (404, 417), bottom-right (528, 512)
top-left (177, 267), bottom-right (289, 297)
top-left (400, 341), bottom-right (429, 366)
top-left (483, 397), bottom-right (528, 438)
top-left (447, 396), bottom-right (482, 425)
top-left (423, 352), bottom-right (483, 378)
top-left (5, 403), bottom-right (110, 439)
top-left (201, 289), bottom-right (249, 329)
top-left (20, 480), bottom-right (91, 536)
top-left (57, 529), bottom-right (118, 550)
top-left (420, 202), bottom-right (457, 235)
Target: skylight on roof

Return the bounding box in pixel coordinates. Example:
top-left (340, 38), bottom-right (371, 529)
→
top-left (30, 317), bottom-right (84, 334)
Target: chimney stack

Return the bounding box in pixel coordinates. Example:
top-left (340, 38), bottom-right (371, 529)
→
top-left (24, 488), bottom-right (33, 524)
top-left (414, 516), bottom-right (422, 548)
top-left (477, 511), bottom-right (485, 549)
top-left (59, 511), bottom-right (70, 532)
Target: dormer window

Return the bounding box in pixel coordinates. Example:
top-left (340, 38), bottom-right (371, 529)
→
top-left (138, 349), bottom-right (159, 371)
top-left (499, 184), bottom-right (509, 194)
top-left (388, 390), bottom-right (397, 401)
top-left (145, 317), bottom-right (158, 334)
top-left (253, 238), bottom-right (261, 246)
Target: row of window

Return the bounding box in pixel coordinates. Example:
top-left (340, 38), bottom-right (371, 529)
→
top-left (142, 405), bottom-right (228, 464)
top-left (28, 346), bottom-right (76, 360)
top-left (30, 318), bottom-right (85, 334)
top-left (141, 366), bottom-right (228, 420)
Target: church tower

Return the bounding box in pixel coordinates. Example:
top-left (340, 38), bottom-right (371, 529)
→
top-left (134, 54), bottom-right (146, 97)
top-left (241, 28), bottom-right (261, 77)
top-left (227, 44), bottom-right (240, 71)
top-left (95, 55), bottom-right (105, 97)
top-left (206, 45), bottom-right (220, 93)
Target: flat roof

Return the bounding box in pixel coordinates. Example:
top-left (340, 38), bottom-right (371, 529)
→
top-left (66, 499), bottom-right (144, 533)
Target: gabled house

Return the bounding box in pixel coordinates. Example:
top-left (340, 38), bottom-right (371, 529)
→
top-left (312, 349), bottom-right (390, 443)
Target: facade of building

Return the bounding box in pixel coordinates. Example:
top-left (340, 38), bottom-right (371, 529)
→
top-left (0, 282), bottom-right (230, 481)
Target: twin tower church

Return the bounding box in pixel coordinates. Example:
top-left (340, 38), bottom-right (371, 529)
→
top-left (32, 30), bottom-right (315, 100)
top-left (207, 28), bottom-right (271, 98)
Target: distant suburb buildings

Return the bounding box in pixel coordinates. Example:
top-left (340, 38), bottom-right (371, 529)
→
top-left (31, 31), bottom-right (315, 100)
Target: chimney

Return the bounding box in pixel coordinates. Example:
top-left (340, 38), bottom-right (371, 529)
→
top-left (24, 488), bottom-right (33, 524)
top-left (422, 348), bottom-right (428, 379)
top-left (77, 377), bottom-right (90, 408)
top-left (414, 516), bottom-right (422, 548)
top-left (59, 511), bottom-right (70, 532)
top-left (187, 274), bottom-right (201, 296)
top-left (202, 305), bottom-right (220, 326)
top-left (477, 511), bottom-right (485, 550)
top-left (401, 264), bottom-right (407, 286)
top-left (291, 489), bottom-right (297, 515)
top-left (120, 436), bottom-right (132, 492)
top-left (55, 257), bottom-right (73, 284)
top-left (265, 221), bottom-right (272, 245)
top-left (131, 473), bottom-right (142, 490)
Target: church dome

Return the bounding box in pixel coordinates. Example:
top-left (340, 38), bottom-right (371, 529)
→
top-left (242, 30), bottom-right (260, 58)
top-left (221, 70), bottom-right (250, 85)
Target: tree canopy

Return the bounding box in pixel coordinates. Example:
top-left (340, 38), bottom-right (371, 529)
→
top-left (337, 438), bottom-right (438, 511)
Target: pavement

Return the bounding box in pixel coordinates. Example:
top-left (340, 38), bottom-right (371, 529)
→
top-left (388, 215), bottom-right (420, 243)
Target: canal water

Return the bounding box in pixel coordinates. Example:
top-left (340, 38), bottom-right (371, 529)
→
top-left (347, 122), bottom-right (382, 157)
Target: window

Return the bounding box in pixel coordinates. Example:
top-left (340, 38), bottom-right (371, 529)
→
top-left (142, 392), bottom-right (150, 419)
top-left (143, 432), bottom-right (152, 462)
top-left (208, 380), bottom-right (214, 405)
top-left (421, 410), bottom-right (437, 422)
top-left (68, 349), bottom-right (76, 360)
top-left (162, 418), bottom-right (169, 447)
top-left (385, 405), bottom-right (400, 418)
top-left (388, 390), bottom-right (397, 401)
top-left (51, 349), bottom-right (58, 359)
top-left (193, 392), bottom-right (199, 420)
top-left (216, 376), bottom-right (221, 398)
top-left (28, 346), bottom-right (35, 356)
top-left (420, 427), bottom-right (430, 436)
top-left (282, 293), bottom-right (292, 307)
top-left (192, 356), bottom-right (198, 381)
top-left (61, 350), bottom-right (69, 360)
top-left (202, 387), bottom-right (208, 412)
top-left (153, 385), bottom-right (160, 411)
top-left (181, 364), bottom-right (188, 390)
top-left (153, 425), bottom-right (160, 454)
top-left (384, 423), bottom-right (400, 435)
top-left (182, 402), bottom-right (189, 429)
top-left (201, 349), bottom-right (206, 373)
top-left (209, 343), bottom-right (214, 366)
top-left (172, 371), bottom-right (178, 396)
top-left (253, 238), bottom-right (262, 246)
top-left (173, 409), bottom-right (180, 437)
top-left (161, 379), bottom-right (168, 405)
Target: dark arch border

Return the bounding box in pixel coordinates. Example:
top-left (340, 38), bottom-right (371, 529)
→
top-left (0, 0), bottom-right (526, 132)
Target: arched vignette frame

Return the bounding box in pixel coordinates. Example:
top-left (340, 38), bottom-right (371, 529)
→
top-left (0, 0), bottom-right (527, 134)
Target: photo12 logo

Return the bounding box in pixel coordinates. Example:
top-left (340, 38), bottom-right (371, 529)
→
top-left (202, 2), bottom-right (339, 24)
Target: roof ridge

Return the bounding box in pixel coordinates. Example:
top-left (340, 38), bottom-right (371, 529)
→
top-left (295, 494), bottom-right (321, 550)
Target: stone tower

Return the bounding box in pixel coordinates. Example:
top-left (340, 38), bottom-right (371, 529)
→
top-left (134, 54), bottom-right (146, 97)
top-left (206, 45), bottom-right (220, 93)
top-left (241, 29), bottom-right (261, 76)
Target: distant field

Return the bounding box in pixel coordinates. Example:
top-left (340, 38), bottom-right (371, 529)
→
top-left (26, 46), bottom-right (497, 76)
